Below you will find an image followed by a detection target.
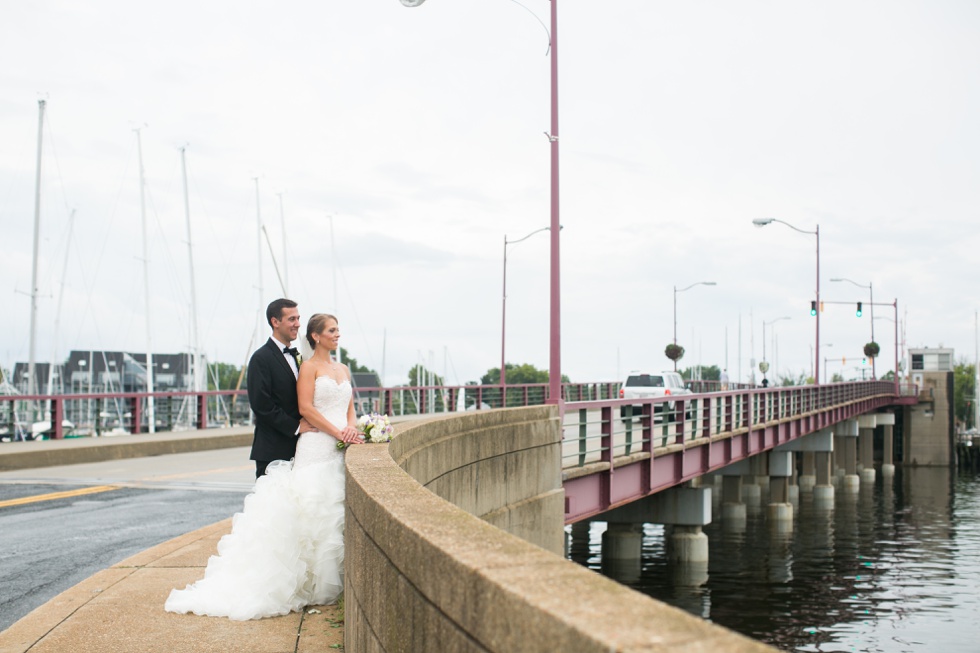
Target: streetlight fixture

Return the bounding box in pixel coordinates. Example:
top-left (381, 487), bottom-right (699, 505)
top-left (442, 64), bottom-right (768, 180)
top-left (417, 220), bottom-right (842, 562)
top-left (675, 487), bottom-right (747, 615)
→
top-left (400, 0), bottom-right (563, 404)
top-left (672, 281), bottom-right (717, 371)
top-left (501, 227), bottom-right (551, 387)
top-left (752, 217), bottom-right (821, 383)
top-left (830, 277), bottom-right (875, 378)
top-left (761, 316), bottom-right (791, 382)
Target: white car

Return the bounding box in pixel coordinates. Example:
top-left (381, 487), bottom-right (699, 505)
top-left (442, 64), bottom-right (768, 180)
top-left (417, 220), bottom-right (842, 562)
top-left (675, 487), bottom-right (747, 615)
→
top-left (619, 371), bottom-right (692, 419)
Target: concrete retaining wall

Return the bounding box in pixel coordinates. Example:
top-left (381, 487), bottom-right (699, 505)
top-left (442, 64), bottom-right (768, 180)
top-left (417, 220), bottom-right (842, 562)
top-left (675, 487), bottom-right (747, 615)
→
top-left (344, 406), bottom-right (778, 653)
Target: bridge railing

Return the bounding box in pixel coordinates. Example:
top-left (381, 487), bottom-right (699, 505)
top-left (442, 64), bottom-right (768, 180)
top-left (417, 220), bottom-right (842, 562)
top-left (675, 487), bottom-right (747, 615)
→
top-left (560, 381), bottom-right (914, 471)
top-left (0, 381), bottom-right (618, 441)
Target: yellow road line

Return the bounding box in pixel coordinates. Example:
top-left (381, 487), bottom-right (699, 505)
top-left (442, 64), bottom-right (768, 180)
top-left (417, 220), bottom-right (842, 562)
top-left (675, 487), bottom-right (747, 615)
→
top-left (0, 485), bottom-right (122, 508)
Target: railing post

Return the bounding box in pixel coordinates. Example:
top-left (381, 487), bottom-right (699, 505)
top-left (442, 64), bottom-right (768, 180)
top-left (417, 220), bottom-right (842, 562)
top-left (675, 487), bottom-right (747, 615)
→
top-left (600, 405), bottom-right (613, 512)
top-left (53, 397), bottom-right (64, 439)
top-left (197, 393), bottom-right (208, 430)
top-left (131, 396), bottom-right (142, 434)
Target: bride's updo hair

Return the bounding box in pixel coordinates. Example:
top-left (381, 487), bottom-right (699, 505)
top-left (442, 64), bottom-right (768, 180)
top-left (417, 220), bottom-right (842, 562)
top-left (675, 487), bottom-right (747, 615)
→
top-left (306, 313), bottom-right (338, 350)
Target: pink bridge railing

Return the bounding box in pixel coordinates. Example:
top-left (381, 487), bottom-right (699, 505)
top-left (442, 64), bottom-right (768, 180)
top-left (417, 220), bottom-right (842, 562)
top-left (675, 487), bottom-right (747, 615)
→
top-left (560, 381), bottom-right (918, 523)
top-left (0, 382), bottom-right (620, 440)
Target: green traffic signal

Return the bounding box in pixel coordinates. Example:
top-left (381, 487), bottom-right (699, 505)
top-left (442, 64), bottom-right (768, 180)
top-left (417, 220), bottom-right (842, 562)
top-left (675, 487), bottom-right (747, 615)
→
top-left (856, 301), bottom-right (863, 317)
top-left (810, 300), bottom-right (817, 316)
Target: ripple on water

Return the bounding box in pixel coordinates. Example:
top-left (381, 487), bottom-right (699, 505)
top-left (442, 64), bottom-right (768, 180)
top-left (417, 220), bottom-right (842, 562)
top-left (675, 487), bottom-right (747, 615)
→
top-left (567, 469), bottom-right (980, 653)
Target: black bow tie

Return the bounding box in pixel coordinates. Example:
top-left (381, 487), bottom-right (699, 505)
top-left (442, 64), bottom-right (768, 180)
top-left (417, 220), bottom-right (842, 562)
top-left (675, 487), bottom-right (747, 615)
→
top-left (283, 347), bottom-right (299, 357)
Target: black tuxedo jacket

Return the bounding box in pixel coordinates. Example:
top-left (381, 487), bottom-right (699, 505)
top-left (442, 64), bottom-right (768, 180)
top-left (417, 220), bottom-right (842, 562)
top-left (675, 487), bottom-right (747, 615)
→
top-left (247, 338), bottom-right (301, 463)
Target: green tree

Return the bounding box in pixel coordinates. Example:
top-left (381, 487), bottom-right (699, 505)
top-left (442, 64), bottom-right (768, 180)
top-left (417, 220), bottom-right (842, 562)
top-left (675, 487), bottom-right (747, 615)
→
top-left (339, 347), bottom-right (377, 376)
top-left (481, 363), bottom-right (568, 385)
top-left (778, 371), bottom-right (809, 386)
top-left (208, 362), bottom-right (244, 390)
top-left (953, 359), bottom-right (976, 430)
top-left (680, 365), bottom-right (720, 382)
top-left (408, 364), bottom-right (443, 387)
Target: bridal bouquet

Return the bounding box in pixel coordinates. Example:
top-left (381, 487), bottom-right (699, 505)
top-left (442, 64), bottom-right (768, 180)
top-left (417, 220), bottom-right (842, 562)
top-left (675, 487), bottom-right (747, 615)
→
top-left (358, 413), bottom-right (394, 443)
top-left (337, 413), bottom-right (394, 449)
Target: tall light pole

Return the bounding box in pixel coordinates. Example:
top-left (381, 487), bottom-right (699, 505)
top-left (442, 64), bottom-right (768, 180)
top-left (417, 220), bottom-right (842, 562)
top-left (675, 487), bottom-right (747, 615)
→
top-left (762, 316), bottom-right (791, 381)
top-left (672, 281), bottom-right (717, 371)
top-left (399, 0), bottom-right (562, 404)
top-left (753, 218), bottom-right (820, 383)
top-left (502, 227), bottom-right (550, 387)
top-left (830, 277), bottom-right (875, 378)
top-left (873, 301), bottom-right (902, 395)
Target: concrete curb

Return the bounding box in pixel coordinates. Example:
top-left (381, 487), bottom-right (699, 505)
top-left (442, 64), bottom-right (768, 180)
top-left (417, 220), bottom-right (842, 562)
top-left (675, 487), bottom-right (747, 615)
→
top-left (0, 427), bottom-right (254, 472)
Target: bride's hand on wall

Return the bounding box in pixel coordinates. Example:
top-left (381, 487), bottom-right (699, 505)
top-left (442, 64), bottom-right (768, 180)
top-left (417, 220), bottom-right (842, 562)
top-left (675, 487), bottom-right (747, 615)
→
top-left (340, 426), bottom-right (363, 445)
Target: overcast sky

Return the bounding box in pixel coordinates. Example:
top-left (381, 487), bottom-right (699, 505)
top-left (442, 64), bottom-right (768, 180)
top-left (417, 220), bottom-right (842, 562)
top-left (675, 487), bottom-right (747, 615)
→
top-left (3, 0), bottom-right (979, 388)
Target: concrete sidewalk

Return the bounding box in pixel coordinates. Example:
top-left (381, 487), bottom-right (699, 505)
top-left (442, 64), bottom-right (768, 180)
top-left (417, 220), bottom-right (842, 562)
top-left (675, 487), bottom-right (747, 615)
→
top-left (0, 519), bottom-right (344, 653)
top-left (0, 427), bottom-right (349, 653)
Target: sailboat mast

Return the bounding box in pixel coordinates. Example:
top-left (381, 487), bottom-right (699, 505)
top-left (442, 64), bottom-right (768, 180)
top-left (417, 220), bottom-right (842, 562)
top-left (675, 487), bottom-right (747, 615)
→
top-left (255, 178), bottom-right (263, 338)
top-left (136, 128), bottom-right (155, 433)
top-left (329, 214), bottom-right (340, 365)
top-left (181, 147), bottom-right (201, 393)
top-left (48, 208), bottom-right (76, 400)
top-left (28, 99), bottom-right (45, 401)
top-left (278, 193), bottom-right (288, 295)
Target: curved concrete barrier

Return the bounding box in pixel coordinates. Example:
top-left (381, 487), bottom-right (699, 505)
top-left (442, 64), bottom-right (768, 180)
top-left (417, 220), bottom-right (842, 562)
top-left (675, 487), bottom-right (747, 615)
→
top-left (344, 406), bottom-right (778, 652)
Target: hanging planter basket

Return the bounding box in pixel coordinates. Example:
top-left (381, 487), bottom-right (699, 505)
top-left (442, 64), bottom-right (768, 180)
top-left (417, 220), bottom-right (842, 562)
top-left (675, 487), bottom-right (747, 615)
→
top-left (665, 343), bottom-right (685, 362)
top-left (863, 342), bottom-right (880, 358)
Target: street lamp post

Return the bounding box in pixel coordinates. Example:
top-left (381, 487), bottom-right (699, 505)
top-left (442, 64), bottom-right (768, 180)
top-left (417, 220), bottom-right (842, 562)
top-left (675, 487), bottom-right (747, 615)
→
top-left (501, 227), bottom-right (551, 388)
top-left (830, 277), bottom-right (875, 378)
top-left (752, 218), bottom-right (820, 383)
top-left (400, 0), bottom-right (563, 405)
top-left (672, 281), bottom-right (717, 371)
top-left (761, 316), bottom-right (791, 382)
top-left (874, 302), bottom-right (901, 394)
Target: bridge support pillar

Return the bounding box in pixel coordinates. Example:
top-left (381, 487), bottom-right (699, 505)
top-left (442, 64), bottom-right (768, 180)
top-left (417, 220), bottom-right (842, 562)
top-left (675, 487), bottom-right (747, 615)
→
top-left (601, 522), bottom-right (641, 583)
top-left (799, 450), bottom-right (816, 492)
top-left (767, 451), bottom-right (794, 531)
top-left (859, 428), bottom-right (876, 483)
top-left (838, 419), bottom-right (860, 493)
top-left (666, 525), bottom-right (708, 564)
top-left (720, 475), bottom-right (746, 526)
top-left (878, 413), bottom-right (897, 477)
top-left (788, 454), bottom-right (800, 504)
top-left (858, 415), bottom-right (876, 483)
top-left (813, 451), bottom-right (835, 510)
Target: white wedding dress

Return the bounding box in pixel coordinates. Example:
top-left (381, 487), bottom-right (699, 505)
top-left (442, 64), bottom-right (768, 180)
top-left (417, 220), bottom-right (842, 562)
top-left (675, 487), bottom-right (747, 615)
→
top-left (165, 377), bottom-right (350, 620)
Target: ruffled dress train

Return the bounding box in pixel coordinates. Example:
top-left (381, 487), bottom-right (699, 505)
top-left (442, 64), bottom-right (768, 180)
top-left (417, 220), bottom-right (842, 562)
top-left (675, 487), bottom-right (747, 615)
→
top-left (165, 377), bottom-right (350, 620)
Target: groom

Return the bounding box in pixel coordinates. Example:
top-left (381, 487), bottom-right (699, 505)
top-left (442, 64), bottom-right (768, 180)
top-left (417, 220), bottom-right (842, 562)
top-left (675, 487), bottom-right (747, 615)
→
top-left (247, 298), bottom-right (316, 478)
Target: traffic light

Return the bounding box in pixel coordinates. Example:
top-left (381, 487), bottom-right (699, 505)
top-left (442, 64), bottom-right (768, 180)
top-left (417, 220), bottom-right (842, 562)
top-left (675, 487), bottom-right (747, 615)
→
top-left (810, 301), bottom-right (817, 316)
top-left (862, 357), bottom-right (867, 365)
top-left (856, 302), bottom-right (863, 317)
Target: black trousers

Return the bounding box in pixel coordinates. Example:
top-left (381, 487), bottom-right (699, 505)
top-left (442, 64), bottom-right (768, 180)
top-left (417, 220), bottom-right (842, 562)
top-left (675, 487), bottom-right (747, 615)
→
top-left (255, 460), bottom-right (272, 478)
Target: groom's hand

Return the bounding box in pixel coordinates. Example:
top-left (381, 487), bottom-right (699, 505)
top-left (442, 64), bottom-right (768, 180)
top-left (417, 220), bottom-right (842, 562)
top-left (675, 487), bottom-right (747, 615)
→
top-left (299, 417), bottom-right (318, 434)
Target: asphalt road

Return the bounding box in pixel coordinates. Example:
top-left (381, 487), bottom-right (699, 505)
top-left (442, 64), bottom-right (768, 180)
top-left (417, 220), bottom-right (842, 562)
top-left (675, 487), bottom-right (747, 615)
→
top-left (0, 447), bottom-right (256, 631)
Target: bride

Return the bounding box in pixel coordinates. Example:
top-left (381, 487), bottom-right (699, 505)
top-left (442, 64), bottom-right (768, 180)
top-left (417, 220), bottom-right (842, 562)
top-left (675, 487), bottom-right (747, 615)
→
top-left (165, 313), bottom-right (362, 620)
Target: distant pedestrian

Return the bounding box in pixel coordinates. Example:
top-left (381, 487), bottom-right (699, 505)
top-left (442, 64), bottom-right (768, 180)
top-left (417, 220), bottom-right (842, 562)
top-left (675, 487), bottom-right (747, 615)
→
top-left (720, 369), bottom-right (730, 391)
